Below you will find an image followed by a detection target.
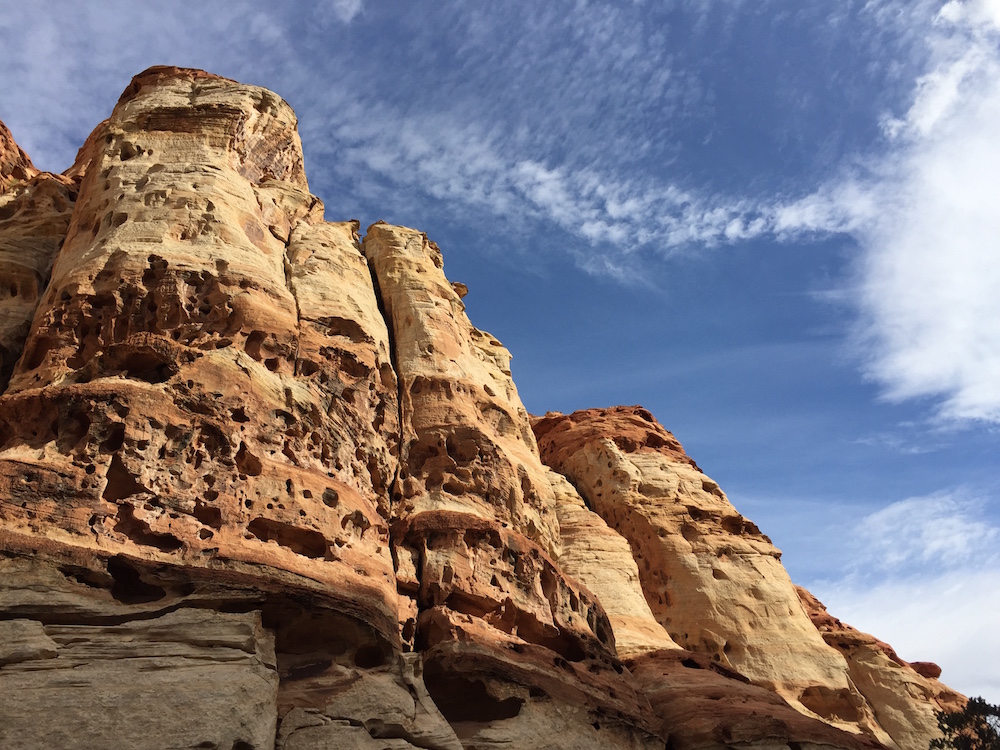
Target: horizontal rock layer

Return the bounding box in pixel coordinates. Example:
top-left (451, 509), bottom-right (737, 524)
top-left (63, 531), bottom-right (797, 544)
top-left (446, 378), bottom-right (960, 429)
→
top-left (0, 67), bottom-right (961, 750)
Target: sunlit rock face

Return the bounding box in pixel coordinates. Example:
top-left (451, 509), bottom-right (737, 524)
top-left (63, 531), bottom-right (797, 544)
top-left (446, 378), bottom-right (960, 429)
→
top-left (0, 67), bottom-right (961, 750)
top-left (0, 67), bottom-right (401, 644)
top-left (532, 407), bottom-right (897, 745)
top-left (796, 586), bottom-right (967, 750)
top-left (544, 465), bottom-right (681, 658)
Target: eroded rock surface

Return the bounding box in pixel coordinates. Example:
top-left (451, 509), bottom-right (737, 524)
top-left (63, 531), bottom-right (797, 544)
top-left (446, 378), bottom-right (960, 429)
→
top-left (0, 118), bottom-right (78, 390)
top-left (362, 222), bottom-right (558, 554)
top-left (0, 67), bottom-right (400, 642)
top-left (797, 586), bottom-right (966, 750)
top-left (0, 68), bottom-right (963, 750)
top-left (533, 407), bottom-right (895, 745)
top-left (0, 119), bottom-right (37, 193)
top-left (545, 466), bottom-right (680, 658)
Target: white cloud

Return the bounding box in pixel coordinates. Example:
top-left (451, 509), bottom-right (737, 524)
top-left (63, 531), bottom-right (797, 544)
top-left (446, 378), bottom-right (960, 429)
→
top-left (771, 0), bottom-right (1000, 424)
top-left (313, 96), bottom-right (773, 261)
top-left (327, 0), bottom-right (363, 23)
top-left (812, 568), bottom-right (1000, 703)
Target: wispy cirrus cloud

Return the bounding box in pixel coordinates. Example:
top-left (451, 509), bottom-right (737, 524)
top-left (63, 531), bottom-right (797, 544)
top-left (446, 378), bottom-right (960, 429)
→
top-left (853, 490), bottom-right (1000, 574)
top-left (4, 1), bottom-right (1000, 425)
top-left (808, 487), bottom-right (1000, 702)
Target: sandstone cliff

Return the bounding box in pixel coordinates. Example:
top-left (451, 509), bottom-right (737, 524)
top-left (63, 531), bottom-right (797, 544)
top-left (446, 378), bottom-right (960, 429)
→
top-left (0, 67), bottom-right (961, 750)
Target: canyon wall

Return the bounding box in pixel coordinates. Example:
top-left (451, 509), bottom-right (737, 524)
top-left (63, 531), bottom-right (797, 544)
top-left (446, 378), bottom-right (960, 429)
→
top-left (0, 67), bottom-right (961, 750)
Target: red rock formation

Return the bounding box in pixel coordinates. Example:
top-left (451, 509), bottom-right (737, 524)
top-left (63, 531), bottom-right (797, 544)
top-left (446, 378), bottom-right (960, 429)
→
top-left (1, 68), bottom-right (400, 644)
top-left (911, 661), bottom-right (944, 680)
top-left (0, 69), bottom-right (963, 750)
top-left (0, 119), bottom-right (38, 192)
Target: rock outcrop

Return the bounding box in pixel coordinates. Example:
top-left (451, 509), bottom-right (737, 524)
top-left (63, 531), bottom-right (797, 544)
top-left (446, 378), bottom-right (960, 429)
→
top-left (532, 407), bottom-right (895, 745)
top-left (796, 587), bottom-right (966, 750)
top-left (0, 119), bottom-right (78, 391)
top-left (0, 67), bottom-right (962, 750)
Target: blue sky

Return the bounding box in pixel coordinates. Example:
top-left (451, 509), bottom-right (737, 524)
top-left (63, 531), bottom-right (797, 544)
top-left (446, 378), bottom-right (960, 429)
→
top-left (2, 0), bottom-right (999, 701)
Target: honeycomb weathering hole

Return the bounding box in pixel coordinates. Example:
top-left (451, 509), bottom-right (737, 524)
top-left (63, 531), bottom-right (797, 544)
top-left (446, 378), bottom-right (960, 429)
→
top-left (235, 442), bottom-right (263, 476)
top-left (106, 555), bottom-right (167, 604)
top-left (113, 503), bottom-right (184, 552)
top-left (423, 674), bottom-right (524, 723)
top-left (103, 454), bottom-right (146, 502)
top-left (247, 517), bottom-right (329, 558)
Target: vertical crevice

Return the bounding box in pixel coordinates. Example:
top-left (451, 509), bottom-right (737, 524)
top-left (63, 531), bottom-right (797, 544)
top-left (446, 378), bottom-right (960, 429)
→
top-left (282, 240), bottom-right (303, 375)
top-left (358, 228), bottom-right (424, 657)
top-left (359, 230), bottom-right (406, 523)
top-left (269, 193), bottom-right (303, 376)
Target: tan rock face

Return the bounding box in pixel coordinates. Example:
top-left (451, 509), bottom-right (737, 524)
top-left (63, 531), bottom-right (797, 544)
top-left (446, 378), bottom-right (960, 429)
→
top-left (360, 222), bottom-right (660, 746)
top-left (0, 69), bottom-right (962, 750)
top-left (0, 68), bottom-right (400, 639)
top-left (797, 586), bottom-right (966, 750)
top-left (362, 222), bottom-right (558, 554)
top-left (362, 222), bottom-right (611, 661)
top-left (545, 466), bottom-right (681, 657)
top-left (1, 117), bottom-right (78, 391)
top-left (533, 407), bottom-right (893, 743)
top-left (0, 169), bottom-right (78, 390)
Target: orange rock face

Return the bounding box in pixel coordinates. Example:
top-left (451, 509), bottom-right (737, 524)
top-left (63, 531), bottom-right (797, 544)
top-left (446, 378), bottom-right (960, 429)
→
top-left (0, 119), bottom-right (38, 192)
top-left (1, 69), bottom-right (400, 649)
top-left (0, 69), bottom-right (963, 750)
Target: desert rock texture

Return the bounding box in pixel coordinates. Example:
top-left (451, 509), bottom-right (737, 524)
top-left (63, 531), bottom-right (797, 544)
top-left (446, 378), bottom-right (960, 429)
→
top-left (0, 67), bottom-right (962, 750)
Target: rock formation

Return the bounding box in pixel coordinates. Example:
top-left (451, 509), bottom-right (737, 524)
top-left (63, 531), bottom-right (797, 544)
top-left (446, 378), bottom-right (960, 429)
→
top-left (533, 409), bottom-right (885, 736)
top-left (0, 67), bottom-right (962, 750)
top-left (796, 587), bottom-right (966, 750)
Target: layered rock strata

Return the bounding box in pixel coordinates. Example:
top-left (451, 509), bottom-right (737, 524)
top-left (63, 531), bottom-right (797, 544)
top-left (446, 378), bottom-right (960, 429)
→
top-left (0, 68), bottom-right (961, 750)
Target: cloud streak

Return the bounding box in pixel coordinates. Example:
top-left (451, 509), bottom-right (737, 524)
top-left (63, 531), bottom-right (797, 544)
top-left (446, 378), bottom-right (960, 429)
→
top-left (853, 490), bottom-right (1000, 574)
